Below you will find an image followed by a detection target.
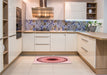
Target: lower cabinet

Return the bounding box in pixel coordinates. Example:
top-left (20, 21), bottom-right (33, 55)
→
top-left (16, 38), bottom-right (22, 54)
top-left (8, 36), bottom-right (17, 64)
top-left (66, 34), bottom-right (77, 51)
top-left (22, 33), bottom-right (35, 51)
top-left (0, 40), bottom-right (3, 73)
top-left (78, 35), bottom-right (96, 68)
top-left (51, 33), bottom-right (66, 51)
top-left (35, 33), bottom-right (51, 51)
top-left (22, 33), bottom-right (78, 52)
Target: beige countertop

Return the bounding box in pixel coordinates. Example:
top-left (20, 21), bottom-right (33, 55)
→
top-left (22, 31), bottom-right (107, 40)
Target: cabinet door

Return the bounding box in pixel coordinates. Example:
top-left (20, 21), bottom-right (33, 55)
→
top-left (16, 38), bottom-right (22, 54)
top-left (8, 36), bottom-right (17, 63)
top-left (51, 33), bottom-right (66, 51)
top-left (0, 40), bottom-right (3, 72)
top-left (66, 34), bottom-right (77, 51)
top-left (8, 0), bottom-right (16, 36)
top-left (22, 33), bottom-right (35, 51)
top-left (65, 2), bottom-right (86, 19)
top-left (0, 0), bottom-right (3, 38)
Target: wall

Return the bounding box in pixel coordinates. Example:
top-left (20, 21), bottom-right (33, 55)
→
top-left (23, 0), bottom-right (94, 20)
top-left (104, 0), bottom-right (107, 33)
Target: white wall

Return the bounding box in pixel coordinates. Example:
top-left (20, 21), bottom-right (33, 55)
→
top-left (23, 0), bottom-right (94, 20)
top-left (104, 0), bottom-right (107, 33)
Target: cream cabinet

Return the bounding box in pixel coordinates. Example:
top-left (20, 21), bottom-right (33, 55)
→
top-left (78, 35), bottom-right (96, 68)
top-left (0, 40), bottom-right (3, 73)
top-left (65, 2), bottom-right (86, 19)
top-left (16, 38), bottom-right (22, 54)
top-left (8, 0), bottom-right (16, 36)
top-left (8, 36), bottom-right (17, 64)
top-left (51, 33), bottom-right (66, 51)
top-left (0, 0), bottom-right (3, 38)
top-left (66, 34), bottom-right (77, 51)
top-left (22, 33), bottom-right (35, 51)
top-left (35, 33), bottom-right (51, 51)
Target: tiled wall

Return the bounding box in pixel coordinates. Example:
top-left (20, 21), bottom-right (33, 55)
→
top-left (25, 20), bottom-right (90, 31)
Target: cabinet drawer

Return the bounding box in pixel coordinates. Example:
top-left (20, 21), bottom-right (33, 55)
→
top-left (35, 45), bottom-right (50, 51)
top-left (35, 37), bottom-right (50, 44)
top-left (35, 33), bottom-right (50, 37)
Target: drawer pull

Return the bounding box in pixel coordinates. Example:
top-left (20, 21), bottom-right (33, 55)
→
top-left (81, 47), bottom-right (88, 52)
top-left (81, 38), bottom-right (88, 42)
top-left (35, 36), bottom-right (49, 38)
top-left (36, 43), bottom-right (49, 45)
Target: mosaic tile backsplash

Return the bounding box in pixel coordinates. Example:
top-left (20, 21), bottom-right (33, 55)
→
top-left (25, 20), bottom-right (90, 31)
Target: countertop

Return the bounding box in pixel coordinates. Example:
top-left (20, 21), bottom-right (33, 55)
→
top-left (22, 31), bottom-right (107, 40)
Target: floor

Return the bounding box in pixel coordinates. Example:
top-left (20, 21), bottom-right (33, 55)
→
top-left (2, 55), bottom-right (96, 75)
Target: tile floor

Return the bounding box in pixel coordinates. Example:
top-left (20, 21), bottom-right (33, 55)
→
top-left (2, 55), bottom-right (96, 75)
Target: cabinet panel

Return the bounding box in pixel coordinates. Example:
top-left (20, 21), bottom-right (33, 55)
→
top-left (0, 40), bottom-right (3, 72)
top-left (66, 34), bottom-right (77, 51)
top-left (65, 2), bottom-right (86, 19)
top-left (22, 33), bottom-right (35, 51)
top-left (8, 36), bottom-right (17, 64)
top-left (16, 38), bottom-right (22, 54)
top-left (35, 45), bottom-right (50, 51)
top-left (51, 33), bottom-right (66, 51)
top-left (8, 0), bottom-right (16, 36)
top-left (35, 37), bottom-right (50, 44)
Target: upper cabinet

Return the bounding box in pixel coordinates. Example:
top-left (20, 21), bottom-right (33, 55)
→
top-left (65, 2), bottom-right (86, 20)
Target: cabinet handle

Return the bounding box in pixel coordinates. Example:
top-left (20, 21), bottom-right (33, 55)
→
top-left (35, 36), bottom-right (49, 38)
top-left (36, 43), bottom-right (49, 45)
top-left (81, 47), bottom-right (88, 52)
top-left (81, 38), bottom-right (88, 42)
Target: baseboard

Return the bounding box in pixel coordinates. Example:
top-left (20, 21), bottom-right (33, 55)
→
top-left (78, 53), bottom-right (96, 73)
top-left (21, 51), bottom-right (78, 56)
top-left (0, 52), bottom-right (22, 75)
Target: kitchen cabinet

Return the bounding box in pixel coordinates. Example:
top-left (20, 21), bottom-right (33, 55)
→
top-left (22, 33), bottom-right (35, 51)
top-left (65, 2), bottom-right (86, 19)
top-left (51, 33), bottom-right (66, 51)
top-left (8, 36), bottom-right (17, 63)
top-left (78, 34), bottom-right (96, 68)
top-left (0, 40), bottom-right (3, 73)
top-left (66, 34), bottom-right (77, 51)
top-left (16, 38), bottom-right (22, 54)
top-left (8, 0), bottom-right (16, 36)
top-left (0, 0), bottom-right (3, 38)
top-left (35, 33), bottom-right (51, 51)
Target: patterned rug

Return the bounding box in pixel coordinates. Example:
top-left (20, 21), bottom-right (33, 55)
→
top-left (34, 56), bottom-right (71, 64)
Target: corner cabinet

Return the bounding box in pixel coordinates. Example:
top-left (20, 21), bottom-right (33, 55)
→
top-left (78, 34), bottom-right (96, 68)
top-left (65, 2), bottom-right (86, 19)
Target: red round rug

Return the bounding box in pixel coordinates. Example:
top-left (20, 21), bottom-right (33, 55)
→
top-left (37, 56), bottom-right (68, 63)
